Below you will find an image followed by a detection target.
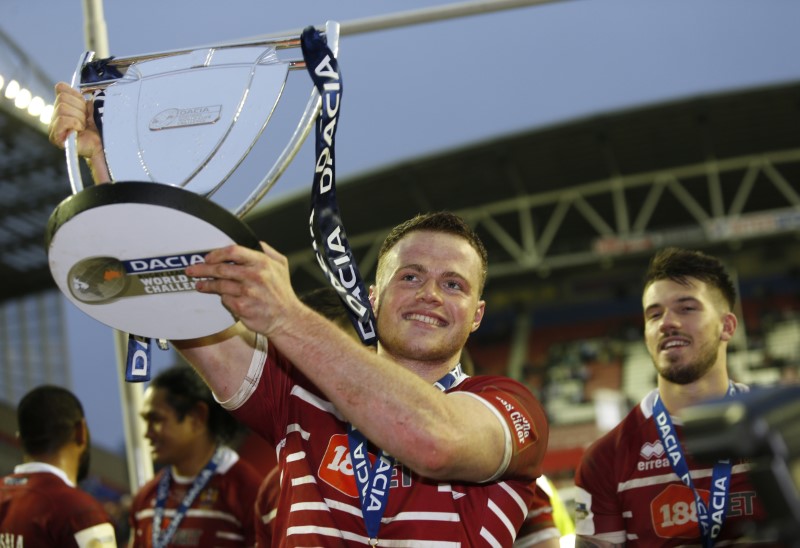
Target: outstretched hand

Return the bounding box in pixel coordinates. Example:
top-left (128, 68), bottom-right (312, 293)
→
top-left (186, 242), bottom-right (301, 337)
top-left (49, 82), bottom-right (102, 158)
top-left (49, 82), bottom-right (110, 183)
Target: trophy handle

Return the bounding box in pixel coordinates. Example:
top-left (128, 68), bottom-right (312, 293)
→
top-left (234, 21), bottom-right (339, 217)
top-left (66, 51), bottom-right (97, 195)
top-left (234, 20), bottom-right (340, 218)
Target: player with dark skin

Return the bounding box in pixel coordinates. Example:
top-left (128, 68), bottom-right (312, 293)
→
top-left (1, 386), bottom-right (117, 547)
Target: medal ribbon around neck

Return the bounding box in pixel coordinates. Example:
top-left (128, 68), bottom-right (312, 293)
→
top-left (347, 364), bottom-right (465, 543)
top-left (653, 382), bottom-right (738, 547)
top-left (151, 446), bottom-right (224, 548)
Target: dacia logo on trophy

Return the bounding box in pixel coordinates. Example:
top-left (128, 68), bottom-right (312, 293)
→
top-left (149, 105), bottom-right (222, 130)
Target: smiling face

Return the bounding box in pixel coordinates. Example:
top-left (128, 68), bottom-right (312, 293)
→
top-left (643, 276), bottom-right (735, 385)
top-left (371, 230), bottom-right (485, 369)
top-left (140, 386), bottom-right (199, 466)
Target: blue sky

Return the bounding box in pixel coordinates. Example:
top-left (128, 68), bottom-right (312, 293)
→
top-left (2, 0), bottom-right (800, 452)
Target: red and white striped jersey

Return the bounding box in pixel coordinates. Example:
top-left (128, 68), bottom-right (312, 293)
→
top-left (129, 447), bottom-right (261, 547)
top-left (225, 339), bottom-right (548, 547)
top-left (0, 463), bottom-right (116, 548)
top-left (513, 480), bottom-right (560, 547)
top-left (574, 387), bottom-right (769, 546)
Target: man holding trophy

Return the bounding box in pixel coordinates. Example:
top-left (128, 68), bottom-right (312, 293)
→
top-left (48, 25), bottom-right (549, 545)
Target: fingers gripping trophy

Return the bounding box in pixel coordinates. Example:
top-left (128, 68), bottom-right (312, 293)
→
top-left (46, 23), bottom-right (352, 359)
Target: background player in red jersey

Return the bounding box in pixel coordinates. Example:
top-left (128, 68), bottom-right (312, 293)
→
top-left (51, 83), bottom-right (550, 546)
top-left (0, 385), bottom-right (117, 547)
top-left (129, 365), bottom-right (261, 547)
top-left (574, 248), bottom-right (772, 547)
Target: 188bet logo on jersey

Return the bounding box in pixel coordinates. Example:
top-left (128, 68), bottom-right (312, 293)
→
top-left (318, 435), bottom-right (412, 497)
top-left (651, 484), bottom-right (758, 539)
top-left (318, 434), bottom-right (375, 497)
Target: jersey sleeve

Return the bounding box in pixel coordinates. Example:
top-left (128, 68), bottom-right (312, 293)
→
top-left (452, 376), bottom-right (548, 482)
top-left (513, 482), bottom-right (560, 547)
top-left (220, 336), bottom-right (293, 446)
top-left (232, 459), bottom-right (263, 547)
top-left (573, 433), bottom-right (627, 543)
top-left (73, 522), bottom-right (117, 548)
top-left (64, 491), bottom-right (117, 547)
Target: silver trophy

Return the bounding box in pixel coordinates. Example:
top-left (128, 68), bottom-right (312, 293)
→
top-left (46, 22), bottom-right (339, 340)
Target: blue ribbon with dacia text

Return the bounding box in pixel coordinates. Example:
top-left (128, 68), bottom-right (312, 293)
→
top-left (653, 383), bottom-right (738, 547)
top-left (301, 26), bottom-right (377, 347)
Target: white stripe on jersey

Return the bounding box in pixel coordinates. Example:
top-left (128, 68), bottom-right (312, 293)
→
top-left (286, 524), bottom-right (344, 540)
top-left (480, 526), bottom-right (503, 548)
top-left (286, 451), bottom-right (306, 463)
top-left (216, 530), bottom-right (244, 541)
top-left (276, 424), bottom-right (312, 463)
top-left (382, 511), bottom-right (460, 523)
top-left (288, 525), bottom-right (463, 547)
top-left (290, 385), bottom-right (344, 420)
top-left (488, 498), bottom-right (516, 539)
top-left (287, 422), bottom-right (311, 439)
top-left (261, 508), bottom-right (277, 524)
top-left (290, 475), bottom-right (317, 486)
top-left (499, 480), bottom-right (528, 517)
top-left (370, 540), bottom-right (461, 547)
top-left (323, 498), bottom-right (363, 517)
top-left (134, 507), bottom-right (242, 526)
top-left (291, 501), bottom-right (332, 512)
top-left (526, 505), bottom-right (553, 518)
top-left (618, 463), bottom-right (751, 492)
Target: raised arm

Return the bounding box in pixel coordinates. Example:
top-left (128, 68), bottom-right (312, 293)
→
top-left (48, 82), bottom-right (259, 399)
top-left (186, 241), bottom-right (545, 482)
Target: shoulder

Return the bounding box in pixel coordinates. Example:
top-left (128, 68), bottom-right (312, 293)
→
top-left (131, 470), bottom-right (164, 507)
top-left (577, 395), bottom-right (653, 483)
top-left (453, 375), bottom-right (541, 410)
top-left (226, 451), bottom-right (264, 483)
top-left (586, 399), bottom-right (649, 457)
top-left (453, 375), bottom-right (546, 429)
top-left (216, 448), bottom-right (262, 500)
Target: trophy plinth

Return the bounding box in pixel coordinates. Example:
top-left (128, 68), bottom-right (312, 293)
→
top-left (46, 182), bottom-right (261, 340)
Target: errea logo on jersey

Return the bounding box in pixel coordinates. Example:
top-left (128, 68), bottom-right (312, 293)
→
top-left (639, 441), bottom-right (670, 472)
top-left (640, 441), bottom-right (665, 459)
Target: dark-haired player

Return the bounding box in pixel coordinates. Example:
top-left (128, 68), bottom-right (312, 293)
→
top-left (574, 248), bottom-right (771, 546)
top-left (129, 365), bottom-right (261, 547)
top-left (1, 385), bottom-right (117, 547)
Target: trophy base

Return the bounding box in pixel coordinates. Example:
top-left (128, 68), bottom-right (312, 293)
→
top-left (46, 182), bottom-right (261, 340)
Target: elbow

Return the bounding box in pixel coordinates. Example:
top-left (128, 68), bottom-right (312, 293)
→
top-left (404, 433), bottom-right (464, 480)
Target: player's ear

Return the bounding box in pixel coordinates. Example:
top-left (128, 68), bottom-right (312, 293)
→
top-left (720, 312), bottom-right (737, 342)
top-left (471, 300), bottom-right (486, 332)
top-left (74, 418), bottom-right (89, 448)
top-left (369, 285), bottom-right (377, 309)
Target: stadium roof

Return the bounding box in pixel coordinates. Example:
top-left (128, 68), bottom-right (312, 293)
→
top-left (2, 80), bottom-right (799, 310)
